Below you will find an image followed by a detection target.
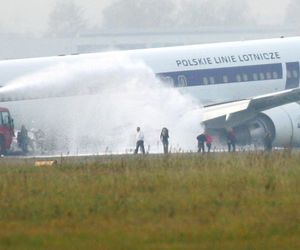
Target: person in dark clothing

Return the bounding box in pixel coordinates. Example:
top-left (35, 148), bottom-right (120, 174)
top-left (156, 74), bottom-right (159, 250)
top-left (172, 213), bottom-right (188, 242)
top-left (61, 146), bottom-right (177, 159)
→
top-left (226, 129), bottom-right (236, 152)
top-left (134, 127), bottom-right (145, 154)
top-left (197, 132), bottom-right (206, 153)
top-left (17, 125), bottom-right (29, 154)
top-left (160, 127), bottom-right (169, 154)
top-left (264, 131), bottom-right (273, 152)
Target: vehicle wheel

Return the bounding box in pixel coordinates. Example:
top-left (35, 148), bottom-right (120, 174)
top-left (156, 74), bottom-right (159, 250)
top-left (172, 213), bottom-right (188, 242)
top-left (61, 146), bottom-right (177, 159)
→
top-left (0, 136), bottom-right (6, 155)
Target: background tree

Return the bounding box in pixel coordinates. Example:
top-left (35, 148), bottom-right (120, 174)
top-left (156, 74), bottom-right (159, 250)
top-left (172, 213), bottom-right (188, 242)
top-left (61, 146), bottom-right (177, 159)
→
top-left (101, 0), bottom-right (254, 30)
top-left (101, 0), bottom-right (176, 30)
top-left (285, 0), bottom-right (300, 27)
top-left (47, 0), bottom-right (87, 38)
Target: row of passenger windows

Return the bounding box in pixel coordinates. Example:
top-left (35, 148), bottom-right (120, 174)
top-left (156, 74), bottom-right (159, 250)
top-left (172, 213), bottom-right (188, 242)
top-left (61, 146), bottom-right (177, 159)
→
top-left (158, 64), bottom-right (298, 87)
top-left (199, 71), bottom-right (280, 85)
top-left (161, 71), bottom-right (282, 87)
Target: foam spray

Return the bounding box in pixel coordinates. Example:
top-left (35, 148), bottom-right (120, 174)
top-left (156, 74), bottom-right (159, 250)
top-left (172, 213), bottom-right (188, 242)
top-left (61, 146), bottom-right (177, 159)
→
top-left (0, 53), bottom-right (204, 155)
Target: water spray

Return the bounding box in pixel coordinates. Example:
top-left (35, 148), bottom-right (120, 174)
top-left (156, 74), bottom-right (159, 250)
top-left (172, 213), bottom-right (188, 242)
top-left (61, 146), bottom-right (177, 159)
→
top-left (2, 53), bottom-right (204, 155)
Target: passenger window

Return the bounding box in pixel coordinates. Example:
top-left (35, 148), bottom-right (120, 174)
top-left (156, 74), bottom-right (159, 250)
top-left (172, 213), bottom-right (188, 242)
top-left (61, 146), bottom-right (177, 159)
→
top-left (223, 75), bottom-right (228, 83)
top-left (259, 73), bottom-right (265, 80)
top-left (287, 70), bottom-right (292, 79)
top-left (292, 70), bottom-right (298, 78)
top-left (272, 72), bottom-right (278, 79)
top-left (163, 76), bottom-right (175, 86)
top-left (253, 73), bottom-right (258, 81)
top-left (203, 77), bottom-right (209, 85)
top-left (266, 72), bottom-right (272, 80)
top-left (178, 75), bottom-right (188, 87)
top-left (236, 74), bottom-right (242, 82)
top-left (209, 77), bottom-right (215, 85)
top-left (242, 74), bottom-right (248, 81)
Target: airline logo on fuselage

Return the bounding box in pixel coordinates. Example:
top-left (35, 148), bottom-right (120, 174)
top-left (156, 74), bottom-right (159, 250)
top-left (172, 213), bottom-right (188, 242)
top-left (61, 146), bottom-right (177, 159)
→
top-left (176, 52), bottom-right (281, 68)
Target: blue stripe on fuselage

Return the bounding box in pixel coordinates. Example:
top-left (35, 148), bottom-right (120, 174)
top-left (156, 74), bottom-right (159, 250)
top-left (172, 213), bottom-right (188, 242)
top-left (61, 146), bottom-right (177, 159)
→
top-left (157, 63), bottom-right (283, 87)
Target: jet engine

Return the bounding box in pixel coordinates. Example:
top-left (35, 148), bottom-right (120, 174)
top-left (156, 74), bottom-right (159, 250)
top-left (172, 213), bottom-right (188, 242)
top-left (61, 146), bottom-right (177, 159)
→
top-left (233, 103), bottom-right (300, 147)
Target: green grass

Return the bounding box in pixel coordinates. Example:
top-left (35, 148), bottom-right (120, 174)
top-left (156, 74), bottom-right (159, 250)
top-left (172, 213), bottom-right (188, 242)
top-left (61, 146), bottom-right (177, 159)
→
top-left (0, 152), bottom-right (300, 249)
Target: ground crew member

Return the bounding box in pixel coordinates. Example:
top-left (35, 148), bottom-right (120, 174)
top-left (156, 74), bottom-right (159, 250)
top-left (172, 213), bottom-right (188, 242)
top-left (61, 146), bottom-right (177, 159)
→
top-left (205, 132), bottom-right (213, 153)
top-left (226, 128), bottom-right (236, 152)
top-left (17, 125), bottom-right (29, 154)
top-left (160, 127), bottom-right (169, 154)
top-left (264, 131), bottom-right (273, 152)
top-left (197, 132), bottom-right (206, 153)
top-left (134, 127), bottom-right (145, 154)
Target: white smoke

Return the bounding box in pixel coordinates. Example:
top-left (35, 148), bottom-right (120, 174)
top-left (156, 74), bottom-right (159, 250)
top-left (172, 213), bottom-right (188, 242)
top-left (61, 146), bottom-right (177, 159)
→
top-left (3, 54), bottom-right (204, 154)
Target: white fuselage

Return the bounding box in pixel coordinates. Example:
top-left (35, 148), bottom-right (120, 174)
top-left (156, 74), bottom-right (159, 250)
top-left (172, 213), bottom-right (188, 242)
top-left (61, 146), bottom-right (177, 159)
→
top-left (1, 37), bottom-right (299, 106)
top-left (2, 36), bottom-right (300, 150)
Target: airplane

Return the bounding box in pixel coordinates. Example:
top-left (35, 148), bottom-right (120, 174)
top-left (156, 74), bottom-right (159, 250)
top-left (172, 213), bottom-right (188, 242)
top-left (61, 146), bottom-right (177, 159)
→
top-left (1, 36), bottom-right (300, 148)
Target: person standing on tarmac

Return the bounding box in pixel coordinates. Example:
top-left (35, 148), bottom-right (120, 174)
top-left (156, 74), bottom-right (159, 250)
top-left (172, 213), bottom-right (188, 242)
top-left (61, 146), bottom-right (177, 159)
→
top-left (134, 127), bottom-right (145, 154)
top-left (17, 125), bottom-right (29, 154)
top-left (197, 132), bottom-right (206, 153)
top-left (226, 128), bottom-right (236, 152)
top-left (264, 131), bottom-right (273, 152)
top-left (205, 132), bottom-right (213, 153)
top-left (160, 127), bottom-right (169, 154)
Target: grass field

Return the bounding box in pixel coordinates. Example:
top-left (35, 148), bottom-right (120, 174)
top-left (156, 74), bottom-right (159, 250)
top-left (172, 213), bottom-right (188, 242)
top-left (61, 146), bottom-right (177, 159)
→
top-left (0, 152), bottom-right (300, 249)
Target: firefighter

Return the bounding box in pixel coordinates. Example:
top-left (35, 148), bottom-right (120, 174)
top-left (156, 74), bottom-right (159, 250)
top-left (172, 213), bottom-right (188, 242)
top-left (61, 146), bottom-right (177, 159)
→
top-left (17, 125), bottom-right (29, 154)
top-left (226, 128), bottom-right (236, 152)
top-left (160, 127), bottom-right (169, 154)
top-left (197, 132), bottom-right (206, 153)
top-left (264, 131), bottom-right (273, 152)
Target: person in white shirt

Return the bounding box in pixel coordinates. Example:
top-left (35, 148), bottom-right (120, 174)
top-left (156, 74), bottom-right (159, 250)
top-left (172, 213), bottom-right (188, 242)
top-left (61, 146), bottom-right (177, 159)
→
top-left (134, 127), bottom-right (145, 154)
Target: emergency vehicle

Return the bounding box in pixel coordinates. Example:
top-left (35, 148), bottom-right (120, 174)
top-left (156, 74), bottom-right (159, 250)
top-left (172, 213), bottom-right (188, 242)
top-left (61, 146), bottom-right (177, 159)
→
top-left (0, 107), bottom-right (14, 155)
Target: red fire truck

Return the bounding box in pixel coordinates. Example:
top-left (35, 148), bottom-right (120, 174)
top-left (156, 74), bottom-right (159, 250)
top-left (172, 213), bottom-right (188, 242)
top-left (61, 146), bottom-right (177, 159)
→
top-left (0, 107), bottom-right (14, 155)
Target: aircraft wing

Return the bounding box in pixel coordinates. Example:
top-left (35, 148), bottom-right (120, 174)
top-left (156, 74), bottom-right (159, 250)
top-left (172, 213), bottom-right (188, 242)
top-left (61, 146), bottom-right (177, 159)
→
top-left (203, 87), bottom-right (300, 128)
